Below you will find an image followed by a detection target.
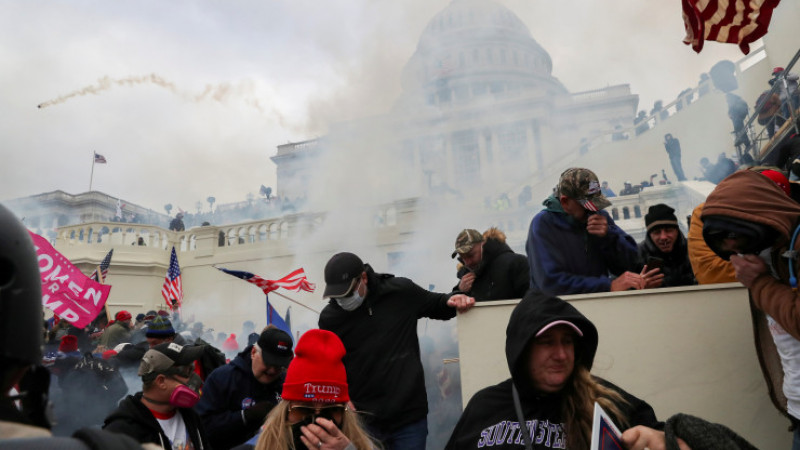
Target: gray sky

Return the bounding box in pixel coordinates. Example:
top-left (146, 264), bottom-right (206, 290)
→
top-left (1, 0), bottom-right (747, 213)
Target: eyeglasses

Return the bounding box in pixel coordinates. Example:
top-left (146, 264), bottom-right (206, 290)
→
top-left (287, 404), bottom-right (347, 424)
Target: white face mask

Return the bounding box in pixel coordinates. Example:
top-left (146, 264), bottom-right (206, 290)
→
top-left (335, 280), bottom-right (364, 311)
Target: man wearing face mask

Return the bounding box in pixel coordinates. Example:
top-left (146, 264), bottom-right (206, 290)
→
top-left (319, 252), bottom-right (475, 449)
top-left (702, 169), bottom-right (800, 444)
top-left (103, 342), bottom-right (210, 448)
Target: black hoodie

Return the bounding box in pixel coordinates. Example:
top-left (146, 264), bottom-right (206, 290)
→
top-left (446, 293), bottom-right (659, 449)
top-left (103, 392), bottom-right (210, 449)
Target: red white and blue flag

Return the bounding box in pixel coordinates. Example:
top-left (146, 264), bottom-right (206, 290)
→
top-left (161, 246), bottom-right (183, 310)
top-left (94, 152), bottom-right (107, 164)
top-left (216, 267), bottom-right (316, 295)
top-left (89, 249), bottom-right (114, 282)
top-left (682, 0), bottom-right (782, 54)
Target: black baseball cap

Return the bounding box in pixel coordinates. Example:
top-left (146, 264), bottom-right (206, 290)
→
top-left (323, 252), bottom-right (364, 298)
top-left (256, 328), bottom-right (294, 368)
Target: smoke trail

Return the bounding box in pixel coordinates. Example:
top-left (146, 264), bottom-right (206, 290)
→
top-left (36, 74), bottom-right (295, 129)
top-left (37, 74), bottom-right (178, 109)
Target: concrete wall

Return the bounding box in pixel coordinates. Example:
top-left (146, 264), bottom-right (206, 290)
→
top-left (456, 283), bottom-right (791, 449)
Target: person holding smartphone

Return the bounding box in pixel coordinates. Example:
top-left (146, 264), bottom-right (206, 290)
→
top-left (637, 204), bottom-right (695, 288)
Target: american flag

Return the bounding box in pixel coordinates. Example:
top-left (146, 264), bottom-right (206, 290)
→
top-left (94, 152), bottom-right (107, 164)
top-left (161, 246), bottom-right (183, 310)
top-left (682, 0), bottom-right (782, 54)
top-left (216, 267), bottom-right (316, 295)
top-left (89, 249), bottom-right (114, 282)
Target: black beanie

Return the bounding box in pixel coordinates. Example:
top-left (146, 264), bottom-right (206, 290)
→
top-left (645, 204), bottom-right (678, 232)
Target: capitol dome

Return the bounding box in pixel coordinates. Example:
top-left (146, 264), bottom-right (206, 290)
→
top-left (399, 0), bottom-right (567, 104)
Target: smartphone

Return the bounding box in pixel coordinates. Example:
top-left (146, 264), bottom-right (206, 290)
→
top-left (646, 256), bottom-right (664, 270)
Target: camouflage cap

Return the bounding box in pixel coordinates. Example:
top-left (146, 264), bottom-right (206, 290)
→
top-left (557, 168), bottom-right (612, 211)
top-left (451, 229), bottom-right (484, 258)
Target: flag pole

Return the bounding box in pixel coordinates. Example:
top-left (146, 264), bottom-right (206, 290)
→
top-left (89, 151), bottom-right (96, 191)
top-left (270, 290), bottom-right (320, 314)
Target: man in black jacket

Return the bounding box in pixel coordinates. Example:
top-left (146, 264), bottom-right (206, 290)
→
top-left (319, 252), bottom-right (475, 450)
top-left (195, 327), bottom-right (293, 449)
top-left (637, 204), bottom-right (696, 287)
top-left (452, 227), bottom-right (529, 301)
top-left (103, 342), bottom-right (211, 449)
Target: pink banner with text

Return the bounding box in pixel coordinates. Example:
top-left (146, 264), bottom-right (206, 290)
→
top-left (29, 232), bottom-right (112, 328)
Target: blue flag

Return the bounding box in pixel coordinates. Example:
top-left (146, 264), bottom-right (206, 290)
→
top-left (266, 295), bottom-right (292, 339)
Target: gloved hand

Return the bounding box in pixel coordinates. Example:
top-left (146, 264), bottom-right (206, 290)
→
top-left (243, 400), bottom-right (275, 426)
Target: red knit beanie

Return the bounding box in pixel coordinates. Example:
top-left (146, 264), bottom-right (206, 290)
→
top-left (281, 329), bottom-right (349, 403)
top-left (59, 334), bottom-right (78, 353)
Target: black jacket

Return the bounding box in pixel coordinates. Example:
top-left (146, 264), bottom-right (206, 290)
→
top-left (195, 345), bottom-right (284, 449)
top-left (453, 231), bottom-right (529, 301)
top-left (446, 293), bottom-right (660, 449)
top-left (318, 264), bottom-right (457, 434)
top-left (637, 231), bottom-right (696, 287)
top-left (103, 393), bottom-right (210, 449)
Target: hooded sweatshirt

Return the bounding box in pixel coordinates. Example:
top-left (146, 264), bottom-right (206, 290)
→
top-left (103, 392), bottom-right (209, 449)
top-left (445, 293), bottom-right (659, 449)
top-left (702, 170), bottom-right (800, 421)
top-left (453, 227), bottom-right (530, 301)
top-left (526, 195), bottom-right (639, 295)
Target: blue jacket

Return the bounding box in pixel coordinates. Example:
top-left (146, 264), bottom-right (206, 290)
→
top-left (526, 195), bottom-right (639, 295)
top-left (195, 345), bottom-right (284, 449)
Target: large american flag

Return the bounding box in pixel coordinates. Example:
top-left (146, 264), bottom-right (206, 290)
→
top-left (89, 249), bottom-right (114, 282)
top-left (161, 246), bottom-right (183, 310)
top-left (216, 267), bottom-right (316, 295)
top-left (682, 0), bottom-right (782, 54)
top-left (94, 152), bottom-right (107, 164)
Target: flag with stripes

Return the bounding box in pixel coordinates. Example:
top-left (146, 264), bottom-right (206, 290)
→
top-left (216, 267), bottom-right (316, 295)
top-left (161, 246), bottom-right (183, 310)
top-left (89, 249), bottom-right (114, 282)
top-left (682, 0), bottom-right (782, 54)
top-left (94, 152), bottom-right (107, 164)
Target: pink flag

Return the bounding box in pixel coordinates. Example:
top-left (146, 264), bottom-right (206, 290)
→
top-left (29, 232), bottom-right (112, 328)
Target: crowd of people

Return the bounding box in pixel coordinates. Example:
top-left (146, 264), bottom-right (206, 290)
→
top-left (5, 158), bottom-right (800, 449)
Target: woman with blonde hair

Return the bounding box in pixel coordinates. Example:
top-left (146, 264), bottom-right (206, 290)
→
top-left (252, 329), bottom-right (377, 450)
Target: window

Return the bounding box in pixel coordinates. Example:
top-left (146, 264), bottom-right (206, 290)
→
top-left (452, 130), bottom-right (480, 187)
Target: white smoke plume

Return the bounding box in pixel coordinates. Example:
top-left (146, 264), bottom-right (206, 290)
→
top-left (36, 74), bottom-right (293, 129)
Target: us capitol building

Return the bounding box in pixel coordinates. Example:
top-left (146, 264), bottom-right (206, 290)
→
top-left (7, 1), bottom-right (800, 446)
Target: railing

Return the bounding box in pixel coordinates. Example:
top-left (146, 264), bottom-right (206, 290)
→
top-left (56, 222), bottom-right (175, 249)
top-left (55, 201), bottom-right (408, 254)
top-left (744, 47), bottom-right (800, 162)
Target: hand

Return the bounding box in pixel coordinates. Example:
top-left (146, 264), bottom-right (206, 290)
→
top-left (621, 425), bottom-right (691, 450)
top-left (640, 266), bottom-right (665, 289)
top-left (586, 214), bottom-right (609, 237)
top-left (458, 272), bottom-right (476, 293)
top-left (242, 400), bottom-right (275, 426)
top-left (730, 254), bottom-right (768, 288)
top-left (300, 417), bottom-right (352, 450)
top-left (447, 294), bottom-right (476, 313)
top-left (610, 271), bottom-right (645, 291)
